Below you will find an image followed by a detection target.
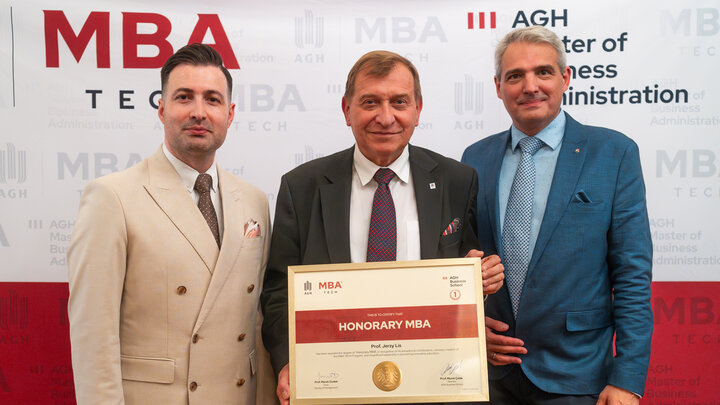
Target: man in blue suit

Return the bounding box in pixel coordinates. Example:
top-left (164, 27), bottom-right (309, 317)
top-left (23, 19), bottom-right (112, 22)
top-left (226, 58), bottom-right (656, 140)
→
top-left (461, 26), bottom-right (652, 404)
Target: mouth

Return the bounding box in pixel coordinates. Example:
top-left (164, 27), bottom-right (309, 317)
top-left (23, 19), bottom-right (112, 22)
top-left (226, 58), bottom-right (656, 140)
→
top-left (184, 125), bottom-right (210, 135)
top-left (518, 97), bottom-right (546, 107)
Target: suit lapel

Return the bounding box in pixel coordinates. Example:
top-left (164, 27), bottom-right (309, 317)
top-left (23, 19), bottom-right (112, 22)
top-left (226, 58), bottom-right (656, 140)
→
top-left (409, 146), bottom-right (441, 259)
top-left (143, 149), bottom-right (219, 273)
top-left (319, 148), bottom-right (353, 263)
top-left (485, 132), bottom-right (510, 256)
top-left (194, 168), bottom-right (247, 332)
top-left (528, 114), bottom-right (587, 273)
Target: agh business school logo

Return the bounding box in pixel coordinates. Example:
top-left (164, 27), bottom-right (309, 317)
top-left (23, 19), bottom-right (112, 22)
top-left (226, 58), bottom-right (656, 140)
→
top-left (0, 143), bottom-right (27, 184)
top-left (295, 9), bottom-right (324, 48)
top-left (454, 75), bottom-right (484, 115)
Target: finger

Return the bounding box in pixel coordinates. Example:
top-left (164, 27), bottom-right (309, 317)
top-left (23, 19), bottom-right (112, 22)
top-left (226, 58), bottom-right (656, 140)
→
top-left (465, 249), bottom-right (484, 258)
top-left (489, 352), bottom-right (523, 365)
top-left (485, 316), bottom-right (509, 332)
top-left (483, 281), bottom-right (503, 295)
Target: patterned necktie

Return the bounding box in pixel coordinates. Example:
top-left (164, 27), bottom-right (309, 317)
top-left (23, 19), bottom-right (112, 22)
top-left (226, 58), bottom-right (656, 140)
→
top-left (194, 173), bottom-right (221, 247)
top-left (366, 168), bottom-right (396, 262)
top-left (502, 136), bottom-right (543, 318)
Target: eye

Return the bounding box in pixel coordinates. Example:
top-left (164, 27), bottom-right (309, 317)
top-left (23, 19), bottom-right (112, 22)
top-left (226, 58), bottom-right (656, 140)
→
top-left (176, 94), bottom-right (189, 100)
top-left (506, 73), bottom-right (520, 81)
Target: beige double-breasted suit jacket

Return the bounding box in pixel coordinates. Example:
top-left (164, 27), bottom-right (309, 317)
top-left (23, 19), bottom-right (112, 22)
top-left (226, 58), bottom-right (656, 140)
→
top-left (68, 148), bottom-right (277, 404)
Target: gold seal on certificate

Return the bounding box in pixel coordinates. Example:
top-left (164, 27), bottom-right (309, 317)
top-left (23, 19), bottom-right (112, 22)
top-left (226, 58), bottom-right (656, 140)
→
top-left (372, 361), bottom-right (402, 392)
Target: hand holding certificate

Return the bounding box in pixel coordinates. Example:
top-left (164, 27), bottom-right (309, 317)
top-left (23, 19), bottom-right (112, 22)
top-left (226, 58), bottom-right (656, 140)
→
top-left (288, 258), bottom-right (489, 404)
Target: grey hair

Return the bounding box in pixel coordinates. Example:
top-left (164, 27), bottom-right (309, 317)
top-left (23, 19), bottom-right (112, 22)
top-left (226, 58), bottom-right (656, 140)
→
top-left (494, 26), bottom-right (567, 79)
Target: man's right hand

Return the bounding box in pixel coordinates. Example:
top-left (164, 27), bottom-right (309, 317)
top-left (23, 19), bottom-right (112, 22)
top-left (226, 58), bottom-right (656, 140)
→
top-left (276, 364), bottom-right (290, 405)
top-left (485, 316), bottom-right (526, 366)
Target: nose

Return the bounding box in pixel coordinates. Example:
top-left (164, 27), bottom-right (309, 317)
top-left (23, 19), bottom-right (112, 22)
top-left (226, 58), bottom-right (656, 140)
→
top-left (375, 102), bottom-right (396, 127)
top-left (191, 100), bottom-right (207, 121)
top-left (522, 74), bottom-right (540, 94)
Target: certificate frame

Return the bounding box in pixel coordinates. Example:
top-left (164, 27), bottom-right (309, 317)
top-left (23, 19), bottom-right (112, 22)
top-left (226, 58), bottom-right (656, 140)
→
top-left (288, 258), bottom-right (488, 404)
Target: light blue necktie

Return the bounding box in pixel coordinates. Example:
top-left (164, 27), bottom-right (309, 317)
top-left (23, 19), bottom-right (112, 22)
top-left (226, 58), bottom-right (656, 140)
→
top-left (502, 136), bottom-right (543, 318)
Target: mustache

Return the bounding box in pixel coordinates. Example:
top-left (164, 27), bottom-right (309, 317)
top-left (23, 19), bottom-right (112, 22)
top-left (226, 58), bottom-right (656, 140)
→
top-left (182, 120), bottom-right (213, 131)
top-left (517, 95), bottom-right (547, 104)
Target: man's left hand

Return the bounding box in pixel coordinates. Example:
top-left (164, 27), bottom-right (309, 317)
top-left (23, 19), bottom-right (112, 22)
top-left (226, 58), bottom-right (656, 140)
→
top-left (596, 384), bottom-right (640, 405)
top-left (465, 250), bottom-right (504, 295)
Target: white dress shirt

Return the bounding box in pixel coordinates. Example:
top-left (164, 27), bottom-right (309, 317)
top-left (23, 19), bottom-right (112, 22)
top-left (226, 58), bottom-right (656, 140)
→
top-left (162, 143), bottom-right (224, 242)
top-left (349, 146), bottom-right (420, 262)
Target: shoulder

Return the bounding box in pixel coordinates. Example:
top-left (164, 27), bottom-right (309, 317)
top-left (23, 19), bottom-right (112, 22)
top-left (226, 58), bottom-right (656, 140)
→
top-left (282, 147), bottom-right (353, 183)
top-left (567, 114), bottom-right (637, 151)
top-left (462, 130), bottom-right (508, 158)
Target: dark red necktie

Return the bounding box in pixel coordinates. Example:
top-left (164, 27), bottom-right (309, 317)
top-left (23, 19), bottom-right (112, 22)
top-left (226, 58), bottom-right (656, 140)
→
top-left (366, 168), bottom-right (396, 262)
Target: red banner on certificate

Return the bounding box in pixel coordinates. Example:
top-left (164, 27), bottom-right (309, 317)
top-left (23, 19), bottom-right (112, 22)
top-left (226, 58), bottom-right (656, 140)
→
top-left (296, 304), bottom-right (479, 343)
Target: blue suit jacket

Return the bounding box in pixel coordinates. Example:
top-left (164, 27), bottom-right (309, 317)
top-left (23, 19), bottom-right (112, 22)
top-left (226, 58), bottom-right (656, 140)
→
top-left (461, 113), bottom-right (653, 396)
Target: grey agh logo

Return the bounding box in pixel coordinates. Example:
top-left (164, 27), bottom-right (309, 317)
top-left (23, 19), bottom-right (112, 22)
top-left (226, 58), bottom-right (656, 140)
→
top-left (454, 76), bottom-right (484, 115)
top-left (0, 143), bottom-right (27, 184)
top-left (0, 290), bottom-right (29, 330)
top-left (304, 281), bottom-right (312, 292)
top-left (295, 146), bottom-right (324, 167)
top-left (295, 10), bottom-right (324, 48)
top-left (0, 224), bottom-right (8, 247)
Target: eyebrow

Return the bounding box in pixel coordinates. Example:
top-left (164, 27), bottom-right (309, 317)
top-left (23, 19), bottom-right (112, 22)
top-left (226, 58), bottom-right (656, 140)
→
top-left (172, 88), bottom-right (225, 101)
top-left (504, 64), bottom-right (556, 78)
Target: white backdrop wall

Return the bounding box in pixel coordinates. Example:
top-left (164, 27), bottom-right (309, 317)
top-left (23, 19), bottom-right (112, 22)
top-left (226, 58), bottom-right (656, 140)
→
top-left (0, 0), bottom-right (718, 403)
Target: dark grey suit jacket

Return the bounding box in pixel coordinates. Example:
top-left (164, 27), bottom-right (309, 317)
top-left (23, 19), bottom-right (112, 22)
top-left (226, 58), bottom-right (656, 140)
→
top-left (260, 144), bottom-right (479, 375)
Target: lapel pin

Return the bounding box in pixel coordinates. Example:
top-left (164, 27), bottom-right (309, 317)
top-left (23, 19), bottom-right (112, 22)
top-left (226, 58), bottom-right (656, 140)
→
top-left (429, 182), bottom-right (436, 189)
top-left (574, 148), bottom-right (580, 153)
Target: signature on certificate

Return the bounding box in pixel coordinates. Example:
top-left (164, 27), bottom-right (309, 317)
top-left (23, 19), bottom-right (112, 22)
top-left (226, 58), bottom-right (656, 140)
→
top-left (440, 361), bottom-right (463, 376)
top-left (317, 371), bottom-right (339, 379)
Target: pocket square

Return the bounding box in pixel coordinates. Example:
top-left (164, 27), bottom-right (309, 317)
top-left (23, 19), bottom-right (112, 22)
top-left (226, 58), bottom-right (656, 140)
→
top-left (574, 190), bottom-right (593, 203)
top-left (244, 220), bottom-right (261, 238)
top-left (442, 218), bottom-right (461, 236)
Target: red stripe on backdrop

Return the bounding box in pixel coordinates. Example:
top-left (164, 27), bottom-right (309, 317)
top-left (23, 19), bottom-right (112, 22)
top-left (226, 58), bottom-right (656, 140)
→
top-left (295, 304), bottom-right (479, 344)
top-left (1, 281), bottom-right (718, 403)
top-left (642, 282), bottom-right (720, 404)
top-left (0, 282), bottom-right (75, 404)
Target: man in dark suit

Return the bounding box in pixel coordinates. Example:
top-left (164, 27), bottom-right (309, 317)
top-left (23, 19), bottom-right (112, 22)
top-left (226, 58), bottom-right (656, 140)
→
top-left (461, 26), bottom-right (653, 404)
top-left (261, 50), bottom-right (505, 404)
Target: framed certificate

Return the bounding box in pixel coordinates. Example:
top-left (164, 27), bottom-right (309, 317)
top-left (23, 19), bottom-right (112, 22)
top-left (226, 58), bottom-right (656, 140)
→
top-left (288, 258), bottom-right (488, 404)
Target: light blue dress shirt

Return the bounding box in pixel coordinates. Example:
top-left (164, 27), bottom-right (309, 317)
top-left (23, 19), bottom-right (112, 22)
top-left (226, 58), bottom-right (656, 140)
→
top-left (498, 111), bottom-right (566, 256)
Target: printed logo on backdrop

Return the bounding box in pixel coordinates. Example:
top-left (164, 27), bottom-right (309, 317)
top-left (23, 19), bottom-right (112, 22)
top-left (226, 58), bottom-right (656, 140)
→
top-left (295, 146), bottom-right (324, 167)
top-left (295, 10), bottom-right (324, 48)
top-left (0, 144), bottom-right (27, 184)
top-left (655, 149), bottom-right (720, 200)
top-left (453, 76), bottom-right (484, 131)
top-left (661, 8), bottom-right (720, 37)
top-left (0, 225), bottom-right (9, 247)
top-left (0, 290), bottom-right (29, 330)
top-left (0, 144), bottom-right (28, 200)
top-left (467, 12), bottom-right (497, 30)
top-left (355, 16), bottom-right (447, 44)
top-left (57, 152), bottom-right (143, 181)
top-left (454, 76), bottom-right (483, 115)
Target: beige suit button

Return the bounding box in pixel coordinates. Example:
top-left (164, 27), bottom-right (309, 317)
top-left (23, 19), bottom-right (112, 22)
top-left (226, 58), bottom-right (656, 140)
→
top-left (189, 381), bottom-right (198, 391)
top-left (237, 378), bottom-right (245, 386)
top-left (247, 284), bottom-right (255, 293)
top-left (192, 333), bottom-right (199, 343)
top-left (237, 333), bottom-right (246, 341)
top-left (176, 286), bottom-right (187, 295)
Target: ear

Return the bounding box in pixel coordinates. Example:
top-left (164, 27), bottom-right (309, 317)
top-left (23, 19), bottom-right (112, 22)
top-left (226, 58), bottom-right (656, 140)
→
top-left (561, 66), bottom-right (571, 92)
top-left (494, 76), bottom-right (502, 99)
top-left (414, 98), bottom-right (423, 126)
top-left (341, 97), bottom-right (351, 126)
top-left (227, 102), bottom-right (236, 127)
top-left (158, 98), bottom-right (165, 123)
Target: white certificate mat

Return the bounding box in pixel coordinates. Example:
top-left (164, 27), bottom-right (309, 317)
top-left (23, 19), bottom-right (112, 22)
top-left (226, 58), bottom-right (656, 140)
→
top-left (288, 258), bottom-right (488, 404)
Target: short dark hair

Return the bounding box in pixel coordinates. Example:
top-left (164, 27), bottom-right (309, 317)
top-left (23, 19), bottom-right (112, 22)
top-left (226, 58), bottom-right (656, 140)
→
top-left (160, 43), bottom-right (233, 98)
top-left (344, 50), bottom-right (422, 104)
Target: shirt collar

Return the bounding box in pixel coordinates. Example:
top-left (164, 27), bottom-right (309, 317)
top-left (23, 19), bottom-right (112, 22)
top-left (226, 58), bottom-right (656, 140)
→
top-left (510, 110), bottom-right (566, 152)
top-left (162, 143), bottom-right (219, 193)
top-left (353, 145), bottom-right (410, 186)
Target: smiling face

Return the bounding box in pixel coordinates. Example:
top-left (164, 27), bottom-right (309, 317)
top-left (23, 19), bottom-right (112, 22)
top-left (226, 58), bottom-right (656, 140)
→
top-left (158, 64), bottom-right (235, 172)
top-left (342, 63), bottom-right (422, 167)
top-left (495, 41), bottom-right (570, 136)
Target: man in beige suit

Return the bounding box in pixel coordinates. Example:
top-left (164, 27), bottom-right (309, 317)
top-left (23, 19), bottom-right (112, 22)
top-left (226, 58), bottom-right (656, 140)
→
top-left (68, 44), bottom-right (276, 404)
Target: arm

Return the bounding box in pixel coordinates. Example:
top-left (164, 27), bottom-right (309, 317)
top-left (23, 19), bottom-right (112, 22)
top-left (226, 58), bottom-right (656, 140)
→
top-left (67, 180), bottom-right (127, 405)
top-left (605, 140), bottom-right (653, 396)
top-left (259, 176), bottom-right (298, 400)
